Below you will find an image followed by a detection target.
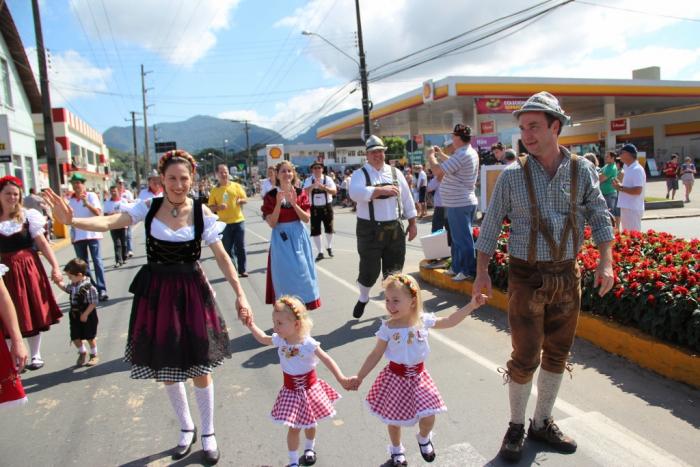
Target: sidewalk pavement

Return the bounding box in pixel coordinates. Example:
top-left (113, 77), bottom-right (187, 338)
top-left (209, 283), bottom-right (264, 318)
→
top-left (641, 178), bottom-right (700, 219)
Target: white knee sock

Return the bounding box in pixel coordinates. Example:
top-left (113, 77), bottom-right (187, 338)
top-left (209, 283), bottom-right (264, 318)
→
top-left (304, 437), bottom-right (315, 451)
top-left (532, 369), bottom-right (564, 428)
top-left (27, 334), bottom-right (42, 360)
top-left (325, 233), bottom-right (333, 250)
top-left (312, 236), bottom-right (322, 255)
top-left (288, 450), bottom-right (299, 465)
top-left (358, 283), bottom-right (371, 303)
top-left (508, 379), bottom-right (533, 425)
top-left (165, 383), bottom-right (195, 446)
top-left (195, 383), bottom-right (217, 451)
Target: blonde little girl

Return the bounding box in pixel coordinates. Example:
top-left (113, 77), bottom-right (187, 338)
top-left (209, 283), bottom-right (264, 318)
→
top-left (247, 295), bottom-right (351, 467)
top-left (349, 274), bottom-right (487, 466)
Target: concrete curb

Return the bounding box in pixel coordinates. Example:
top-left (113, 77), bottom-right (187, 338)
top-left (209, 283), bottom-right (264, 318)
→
top-left (419, 260), bottom-right (700, 389)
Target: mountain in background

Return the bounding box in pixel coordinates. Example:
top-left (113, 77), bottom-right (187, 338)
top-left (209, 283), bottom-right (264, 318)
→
top-left (103, 109), bottom-right (360, 153)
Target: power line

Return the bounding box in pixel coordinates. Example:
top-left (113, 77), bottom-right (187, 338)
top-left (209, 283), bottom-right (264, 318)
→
top-left (573, 0), bottom-right (700, 22)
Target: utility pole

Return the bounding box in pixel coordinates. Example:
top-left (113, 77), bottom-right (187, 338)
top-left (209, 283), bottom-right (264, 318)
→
top-left (355, 0), bottom-right (371, 141)
top-left (31, 0), bottom-right (60, 191)
top-left (141, 64), bottom-right (152, 173)
top-left (243, 120), bottom-right (251, 177)
top-left (126, 111), bottom-right (141, 189)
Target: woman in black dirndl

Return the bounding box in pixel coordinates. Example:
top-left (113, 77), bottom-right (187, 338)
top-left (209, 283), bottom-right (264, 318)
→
top-left (43, 150), bottom-right (251, 465)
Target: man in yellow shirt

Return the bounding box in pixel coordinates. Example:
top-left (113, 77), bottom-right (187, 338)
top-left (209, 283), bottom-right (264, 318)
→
top-left (209, 163), bottom-right (248, 277)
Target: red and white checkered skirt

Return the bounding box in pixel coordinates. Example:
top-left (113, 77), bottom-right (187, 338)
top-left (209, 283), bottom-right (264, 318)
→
top-left (365, 364), bottom-right (446, 426)
top-left (270, 379), bottom-right (341, 428)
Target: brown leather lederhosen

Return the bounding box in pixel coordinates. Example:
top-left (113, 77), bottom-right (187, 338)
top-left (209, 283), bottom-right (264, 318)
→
top-left (505, 154), bottom-right (583, 384)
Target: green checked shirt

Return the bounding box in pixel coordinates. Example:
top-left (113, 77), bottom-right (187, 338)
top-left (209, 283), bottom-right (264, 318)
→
top-left (476, 147), bottom-right (614, 262)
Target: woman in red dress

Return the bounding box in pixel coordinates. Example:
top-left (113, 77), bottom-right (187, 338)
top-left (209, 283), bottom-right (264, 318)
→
top-left (0, 263), bottom-right (28, 408)
top-left (0, 176), bottom-right (62, 370)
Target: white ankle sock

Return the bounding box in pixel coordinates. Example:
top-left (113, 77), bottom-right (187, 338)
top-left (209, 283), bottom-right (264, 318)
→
top-left (78, 343), bottom-right (87, 353)
top-left (508, 379), bottom-right (533, 425)
top-left (358, 283), bottom-right (371, 303)
top-left (312, 236), bottom-right (322, 255)
top-left (27, 334), bottom-right (42, 360)
top-left (304, 438), bottom-right (315, 451)
top-left (195, 384), bottom-right (217, 451)
top-left (288, 450), bottom-right (299, 465)
top-left (532, 369), bottom-right (564, 428)
top-left (165, 383), bottom-right (195, 446)
top-left (90, 345), bottom-right (98, 355)
top-left (325, 233), bottom-right (333, 250)
top-left (417, 432), bottom-right (433, 454)
top-left (389, 444), bottom-right (405, 462)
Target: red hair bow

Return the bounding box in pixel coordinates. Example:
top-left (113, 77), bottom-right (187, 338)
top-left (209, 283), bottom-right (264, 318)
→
top-left (0, 175), bottom-right (23, 189)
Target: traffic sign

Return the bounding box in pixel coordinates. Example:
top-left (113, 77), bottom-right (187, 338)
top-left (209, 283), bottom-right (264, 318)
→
top-left (155, 141), bottom-right (177, 153)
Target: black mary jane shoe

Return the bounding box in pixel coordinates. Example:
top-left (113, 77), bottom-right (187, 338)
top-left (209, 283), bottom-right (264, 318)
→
top-left (389, 453), bottom-right (408, 466)
top-left (201, 433), bottom-right (220, 465)
top-left (172, 426), bottom-right (197, 460)
top-left (417, 438), bottom-right (436, 463)
top-left (300, 448), bottom-right (316, 466)
top-left (26, 358), bottom-right (44, 371)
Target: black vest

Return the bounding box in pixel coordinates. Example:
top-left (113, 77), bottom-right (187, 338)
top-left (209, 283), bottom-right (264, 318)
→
top-left (144, 197), bottom-right (204, 264)
top-left (0, 219), bottom-right (33, 254)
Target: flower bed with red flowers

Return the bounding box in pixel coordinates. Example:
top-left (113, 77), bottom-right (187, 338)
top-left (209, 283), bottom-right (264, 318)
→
top-left (475, 226), bottom-right (700, 352)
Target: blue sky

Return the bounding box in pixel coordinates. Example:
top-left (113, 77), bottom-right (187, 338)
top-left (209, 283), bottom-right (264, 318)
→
top-left (7, 0), bottom-right (700, 137)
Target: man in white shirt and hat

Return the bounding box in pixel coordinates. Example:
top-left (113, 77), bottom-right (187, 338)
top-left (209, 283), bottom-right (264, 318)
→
top-left (138, 170), bottom-right (164, 202)
top-left (348, 135), bottom-right (417, 318)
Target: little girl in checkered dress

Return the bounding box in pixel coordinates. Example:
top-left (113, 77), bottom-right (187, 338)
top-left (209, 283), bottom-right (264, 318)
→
top-left (247, 295), bottom-right (351, 467)
top-left (350, 274), bottom-right (487, 466)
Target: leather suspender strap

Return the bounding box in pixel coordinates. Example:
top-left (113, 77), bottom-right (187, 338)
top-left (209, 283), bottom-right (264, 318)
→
top-left (520, 154), bottom-right (581, 263)
top-left (392, 166), bottom-right (402, 220)
top-left (361, 167), bottom-right (375, 222)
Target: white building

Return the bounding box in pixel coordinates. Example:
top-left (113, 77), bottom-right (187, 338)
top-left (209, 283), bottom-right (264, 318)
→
top-left (0, 3), bottom-right (43, 192)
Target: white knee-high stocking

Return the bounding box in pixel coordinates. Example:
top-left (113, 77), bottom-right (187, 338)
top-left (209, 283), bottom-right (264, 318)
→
top-left (27, 334), bottom-right (42, 360)
top-left (508, 379), bottom-right (533, 425)
top-left (195, 383), bottom-right (217, 451)
top-left (532, 369), bottom-right (564, 428)
top-left (165, 382), bottom-right (195, 446)
top-left (312, 236), bottom-right (322, 255)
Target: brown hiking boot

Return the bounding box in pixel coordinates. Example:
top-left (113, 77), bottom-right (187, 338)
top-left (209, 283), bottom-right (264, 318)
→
top-left (76, 352), bottom-right (88, 367)
top-left (527, 417), bottom-right (577, 453)
top-left (499, 422), bottom-right (525, 462)
top-left (85, 354), bottom-right (99, 367)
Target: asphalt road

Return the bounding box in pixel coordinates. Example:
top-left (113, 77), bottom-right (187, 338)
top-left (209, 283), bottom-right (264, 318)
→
top-left (2, 198), bottom-right (698, 467)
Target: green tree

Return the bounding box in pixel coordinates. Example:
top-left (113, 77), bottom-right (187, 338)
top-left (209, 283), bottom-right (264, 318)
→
top-left (383, 136), bottom-right (406, 161)
top-left (107, 147), bottom-right (134, 175)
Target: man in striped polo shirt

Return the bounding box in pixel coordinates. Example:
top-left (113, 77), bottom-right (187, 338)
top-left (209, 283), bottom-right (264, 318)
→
top-left (426, 123), bottom-right (480, 282)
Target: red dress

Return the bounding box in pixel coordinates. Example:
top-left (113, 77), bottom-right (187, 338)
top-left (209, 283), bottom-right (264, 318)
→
top-left (0, 211), bottom-right (62, 337)
top-left (0, 264), bottom-right (27, 408)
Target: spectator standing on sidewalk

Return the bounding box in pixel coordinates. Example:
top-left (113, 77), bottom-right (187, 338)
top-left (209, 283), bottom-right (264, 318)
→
top-left (117, 178), bottom-right (135, 258)
top-left (612, 144), bottom-right (646, 233)
top-left (138, 170), bottom-right (163, 202)
top-left (426, 123), bottom-right (480, 282)
top-left (66, 173), bottom-right (109, 301)
top-left (209, 163), bottom-right (248, 277)
top-left (473, 91), bottom-right (614, 462)
top-left (415, 164), bottom-right (428, 218)
top-left (598, 151), bottom-right (619, 215)
top-left (680, 156), bottom-right (696, 203)
top-left (663, 154), bottom-right (680, 200)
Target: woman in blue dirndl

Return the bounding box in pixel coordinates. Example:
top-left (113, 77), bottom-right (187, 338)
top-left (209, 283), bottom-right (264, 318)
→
top-left (262, 160), bottom-right (321, 310)
top-left (43, 150), bottom-right (251, 465)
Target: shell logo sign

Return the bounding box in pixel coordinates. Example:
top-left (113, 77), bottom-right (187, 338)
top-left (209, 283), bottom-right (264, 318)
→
top-left (266, 144), bottom-right (285, 167)
top-left (422, 80), bottom-right (434, 103)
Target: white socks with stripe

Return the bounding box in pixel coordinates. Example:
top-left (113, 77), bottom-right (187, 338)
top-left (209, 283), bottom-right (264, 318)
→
top-left (532, 369), bottom-right (564, 428)
top-left (508, 379), bottom-right (533, 425)
top-left (165, 382), bottom-right (195, 446)
top-left (195, 384), bottom-right (217, 451)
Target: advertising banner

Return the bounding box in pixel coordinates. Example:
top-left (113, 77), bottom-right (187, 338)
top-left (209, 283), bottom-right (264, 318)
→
top-left (475, 98), bottom-right (527, 114)
top-left (474, 135), bottom-right (499, 149)
top-left (480, 120), bottom-right (496, 134)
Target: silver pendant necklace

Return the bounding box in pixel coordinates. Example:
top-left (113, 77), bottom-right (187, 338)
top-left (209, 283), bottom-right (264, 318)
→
top-left (165, 195), bottom-right (186, 217)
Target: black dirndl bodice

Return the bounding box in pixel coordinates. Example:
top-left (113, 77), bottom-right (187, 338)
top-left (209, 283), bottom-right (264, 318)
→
top-left (0, 220), bottom-right (33, 254)
top-left (125, 198), bottom-right (231, 378)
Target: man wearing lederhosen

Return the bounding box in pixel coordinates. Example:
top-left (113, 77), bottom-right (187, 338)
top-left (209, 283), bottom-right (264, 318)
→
top-left (303, 161), bottom-right (337, 261)
top-left (349, 135), bottom-right (417, 319)
top-left (473, 92), bottom-right (614, 461)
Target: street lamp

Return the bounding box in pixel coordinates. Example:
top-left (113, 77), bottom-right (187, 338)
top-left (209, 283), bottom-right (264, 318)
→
top-left (302, 0), bottom-right (371, 141)
top-left (222, 139), bottom-right (228, 167)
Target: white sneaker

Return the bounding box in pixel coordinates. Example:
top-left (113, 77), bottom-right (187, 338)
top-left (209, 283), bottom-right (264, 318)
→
top-left (452, 272), bottom-right (470, 281)
top-left (444, 268), bottom-right (456, 276)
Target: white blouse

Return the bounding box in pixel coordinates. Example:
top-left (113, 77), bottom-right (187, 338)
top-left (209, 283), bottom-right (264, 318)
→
top-left (376, 313), bottom-right (437, 365)
top-left (273, 334), bottom-right (319, 375)
top-left (0, 208), bottom-right (46, 238)
top-left (123, 199), bottom-right (224, 246)
top-left (0, 263), bottom-right (8, 276)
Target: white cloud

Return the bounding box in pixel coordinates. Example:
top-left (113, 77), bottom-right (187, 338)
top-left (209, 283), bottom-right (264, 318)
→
top-left (216, 109), bottom-right (266, 124)
top-left (283, 0), bottom-right (700, 82)
top-left (26, 48), bottom-right (113, 105)
top-left (68, 0), bottom-right (241, 66)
